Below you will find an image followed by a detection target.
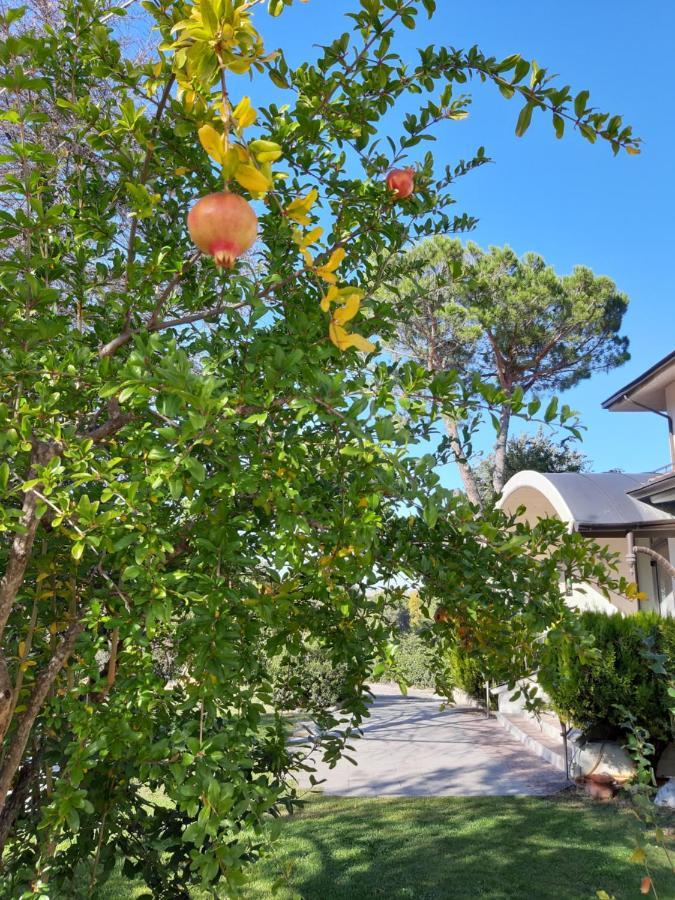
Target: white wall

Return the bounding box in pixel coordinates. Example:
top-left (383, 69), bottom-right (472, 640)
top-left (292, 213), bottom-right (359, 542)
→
top-left (501, 487), bottom-right (637, 616)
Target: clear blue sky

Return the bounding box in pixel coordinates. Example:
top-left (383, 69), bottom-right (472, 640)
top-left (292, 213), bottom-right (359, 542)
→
top-left (131, 0), bottom-right (675, 484)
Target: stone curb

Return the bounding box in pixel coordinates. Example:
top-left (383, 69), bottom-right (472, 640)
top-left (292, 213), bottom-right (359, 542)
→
top-left (452, 688), bottom-right (569, 774)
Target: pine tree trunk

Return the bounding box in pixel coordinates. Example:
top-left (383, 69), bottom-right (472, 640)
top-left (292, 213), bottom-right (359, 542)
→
top-left (491, 403), bottom-right (512, 495)
top-left (443, 416), bottom-right (484, 509)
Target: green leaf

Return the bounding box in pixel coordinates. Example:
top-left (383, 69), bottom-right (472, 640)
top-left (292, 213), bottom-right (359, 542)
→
top-left (515, 103), bottom-right (533, 137)
top-left (185, 457), bottom-right (206, 483)
top-left (71, 541), bottom-right (85, 561)
top-left (544, 397), bottom-right (559, 423)
top-left (574, 90), bottom-right (590, 118)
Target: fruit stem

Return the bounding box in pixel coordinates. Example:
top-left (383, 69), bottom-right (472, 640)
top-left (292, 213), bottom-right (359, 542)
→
top-left (216, 47), bottom-right (232, 190)
top-left (215, 49), bottom-right (231, 170)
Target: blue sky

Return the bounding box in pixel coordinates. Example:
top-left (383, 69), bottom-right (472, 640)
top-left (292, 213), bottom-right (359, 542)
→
top-left (251, 0), bottom-right (675, 485)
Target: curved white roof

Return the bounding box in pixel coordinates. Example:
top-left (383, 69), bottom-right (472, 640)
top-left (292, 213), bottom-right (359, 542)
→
top-left (500, 470), bottom-right (674, 527)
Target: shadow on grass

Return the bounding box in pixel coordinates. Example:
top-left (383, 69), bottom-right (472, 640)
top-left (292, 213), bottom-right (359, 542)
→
top-left (246, 794), bottom-right (675, 900)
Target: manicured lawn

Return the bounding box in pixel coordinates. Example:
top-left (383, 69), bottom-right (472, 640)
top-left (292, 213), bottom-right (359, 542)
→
top-left (64, 793), bottom-right (674, 898)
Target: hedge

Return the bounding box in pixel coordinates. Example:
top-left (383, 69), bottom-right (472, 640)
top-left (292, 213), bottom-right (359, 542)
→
top-left (539, 611), bottom-right (674, 745)
top-left (269, 646), bottom-right (350, 712)
top-left (373, 633), bottom-right (437, 689)
top-left (447, 644), bottom-right (484, 699)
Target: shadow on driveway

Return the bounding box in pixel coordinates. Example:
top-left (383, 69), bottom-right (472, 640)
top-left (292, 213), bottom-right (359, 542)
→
top-left (296, 684), bottom-right (568, 797)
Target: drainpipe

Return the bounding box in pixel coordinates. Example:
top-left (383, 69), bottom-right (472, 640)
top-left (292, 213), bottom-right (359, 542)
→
top-left (626, 531), bottom-right (641, 612)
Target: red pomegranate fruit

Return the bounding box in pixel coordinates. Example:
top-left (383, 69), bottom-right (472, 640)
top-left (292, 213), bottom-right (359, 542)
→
top-left (385, 167), bottom-right (415, 199)
top-left (187, 191), bottom-right (257, 268)
top-left (434, 607), bottom-right (450, 624)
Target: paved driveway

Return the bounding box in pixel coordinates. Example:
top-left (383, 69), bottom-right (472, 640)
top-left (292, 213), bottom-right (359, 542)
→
top-left (296, 683), bottom-right (567, 797)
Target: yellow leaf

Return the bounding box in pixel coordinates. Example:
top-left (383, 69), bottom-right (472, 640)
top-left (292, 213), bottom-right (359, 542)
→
top-left (629, 847), bottom-right (646, 865)
top-left (227, 57), bottom-right (253, 75)
top-left (625, 146), bottom-right (641, 155)
top-left (18, 641), bottom-right (26, 658)
top-left (292, 226), bottom-right (323, 249)
top-left (174, 166), bottom-right (189, 176)
top-left (234, 164), bottom-right (271, 193)
top-left (250, 139), bottom-right (283, 163)
top-left (285, 188), bottom-right (318, 225)
top-left (197, 123), bottom-right (225, 164)
top-left (300, 248), bottom-right (313, 267)
top-left (315, 247), bottom-right (346, 283)
top-left (232, 95), bottom-right (257, 129)
top-left (340, 331), bottom-right (376, 353)
top-left (333, 293), bottom-right (361, 326)
top-left (222, 147), bottom-right (240, 179)
top-left (358, 497), bottom-right (368, 508)
top-left (320, 285), bottom-right (339, 312)
top-left (328, 322), bottom-right (375, 353)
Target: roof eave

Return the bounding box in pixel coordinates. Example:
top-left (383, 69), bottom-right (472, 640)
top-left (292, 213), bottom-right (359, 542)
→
top-left (602, 349), bottom-right (675, 410)
top-left (576, 519), bottom-right (675, 537)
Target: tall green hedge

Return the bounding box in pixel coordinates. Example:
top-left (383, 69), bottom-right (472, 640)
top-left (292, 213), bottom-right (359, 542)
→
top-left (447, 645), bottom-right (484, 699)
top-left (372, 633), bottom-right (438, 689)
top-left (539, 611), bottom-right (674, 744)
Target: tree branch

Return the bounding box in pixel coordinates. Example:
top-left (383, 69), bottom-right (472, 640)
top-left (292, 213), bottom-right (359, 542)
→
top-left (0, 619), bottom-right (84, 817)
top-left (0, 442), bottom-right (60, 644)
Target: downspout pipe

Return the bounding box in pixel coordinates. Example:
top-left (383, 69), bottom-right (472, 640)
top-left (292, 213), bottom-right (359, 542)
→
top-left (626, 531), bottom-right (640, 612)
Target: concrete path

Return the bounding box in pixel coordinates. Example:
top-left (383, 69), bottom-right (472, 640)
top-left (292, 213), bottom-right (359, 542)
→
top-left (296, 683), bottom-right (567, 797)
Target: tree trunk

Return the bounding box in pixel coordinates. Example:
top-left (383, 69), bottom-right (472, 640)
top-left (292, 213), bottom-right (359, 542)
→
top-left (0, 442), bottom-right (59, 643)
top-left (443, 416), bottom-right (484, 509)
top-left (0, 755), bottom-right (40, 854)
top-left (491, 403), bottom-right (512, 495)
top-left (0, 620), bottom-right (84, 823)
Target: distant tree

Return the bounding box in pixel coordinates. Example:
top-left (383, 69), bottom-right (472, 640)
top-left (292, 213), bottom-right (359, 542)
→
top-left (475, 428), bottom-right (591, 505)
top-left (385, 238), bottom-right (629, 505)
top-left (408, 590), bottom-right (423, 630)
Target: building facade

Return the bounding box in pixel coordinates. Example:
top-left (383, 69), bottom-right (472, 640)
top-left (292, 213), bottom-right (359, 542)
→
top-left (499, 351), bottom-right (675, 617)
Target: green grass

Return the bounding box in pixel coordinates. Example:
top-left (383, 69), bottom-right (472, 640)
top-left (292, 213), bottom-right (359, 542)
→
top-left (242, 794), bottom-right (674, 899)
top-left (70, 792), bottom-right (674, 899)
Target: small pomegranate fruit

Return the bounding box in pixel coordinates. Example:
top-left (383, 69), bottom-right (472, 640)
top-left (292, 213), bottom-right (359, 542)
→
top-left (640, 876), bottom-right (652, 895)
top-left (385, 167), bottom-right (415, 199)
top-left (187, 191), bottom-right (257, 268)
top-left (434, 606), bottom-right (450, 624)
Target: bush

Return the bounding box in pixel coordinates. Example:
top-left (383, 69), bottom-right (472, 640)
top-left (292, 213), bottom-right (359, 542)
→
top-left (539, 611), bottom-right (674, 745)
top-left (372, 633), bottom-right (437, 688)
top-left (269, 646), bottom-right (350, 712)
top-left (447, 645), bottom-right (484, 699)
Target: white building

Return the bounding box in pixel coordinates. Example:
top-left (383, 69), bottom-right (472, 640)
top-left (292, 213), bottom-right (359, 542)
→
top-left (500, 350), bottom-right (675, 617)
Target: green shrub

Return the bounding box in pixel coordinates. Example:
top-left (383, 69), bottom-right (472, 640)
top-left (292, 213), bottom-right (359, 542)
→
top-left (539, 611), bottom-right (673, 744)
top-left (269, 646), bottom-right (350, 712)
top-left (447, 645), bottom-right (484, 699)
top-left (372, 633), bottom-right (437, 688)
